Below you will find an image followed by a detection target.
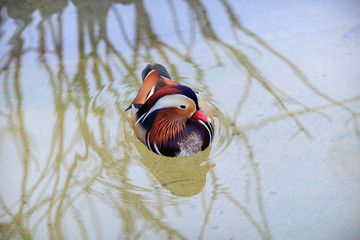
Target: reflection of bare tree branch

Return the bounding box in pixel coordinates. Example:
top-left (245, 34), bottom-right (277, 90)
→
top-left (219, 0), bottom-right (360, 137)
top-left (183, 0), bottom-right (311, 138)
top-left (167, 0), bottom-right (196, 56)
top-left (0, 27), bottom-right (33, 240)
top-left (243, 96), bottom-right (360, 132)
top-left (198, 170), bottom-right (219, 240)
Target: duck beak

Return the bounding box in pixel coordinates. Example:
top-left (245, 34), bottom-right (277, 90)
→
top-left (193, 110), bottom-right (211, 123)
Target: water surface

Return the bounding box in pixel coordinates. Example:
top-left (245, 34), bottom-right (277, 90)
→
top-left (0, 0), bottom-right (360, 239)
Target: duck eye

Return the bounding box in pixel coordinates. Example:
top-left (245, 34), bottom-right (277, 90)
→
top-left (179, 104), bottom-right (187, 109)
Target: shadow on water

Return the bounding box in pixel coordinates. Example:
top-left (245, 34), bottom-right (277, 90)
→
top-left (0, 0), bottom-right (359, 239)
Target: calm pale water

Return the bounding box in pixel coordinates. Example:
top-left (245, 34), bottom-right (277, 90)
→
top-left (0, 0), bottom-right (359, 239)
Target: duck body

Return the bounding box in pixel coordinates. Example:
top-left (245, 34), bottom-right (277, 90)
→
top-left (128, 64), bottom-right (214, 157)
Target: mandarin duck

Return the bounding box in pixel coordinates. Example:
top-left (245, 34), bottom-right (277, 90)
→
top-left (127, 64), bottom-right (214, 157)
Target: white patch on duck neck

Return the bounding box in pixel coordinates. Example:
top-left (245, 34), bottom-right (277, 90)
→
top-left (136, 94), bottom-right (195, 126)
top-left (177, 132), bottom-right (203, 156)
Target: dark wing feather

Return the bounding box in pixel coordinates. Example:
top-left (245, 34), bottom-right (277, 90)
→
top-left (142, 63), bottom-right (172, 80)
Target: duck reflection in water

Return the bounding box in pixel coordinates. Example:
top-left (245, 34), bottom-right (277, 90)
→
top-left (127, 64), bottom-right (214, 157)
top-left (137, 142), bottom-right (215, 197)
